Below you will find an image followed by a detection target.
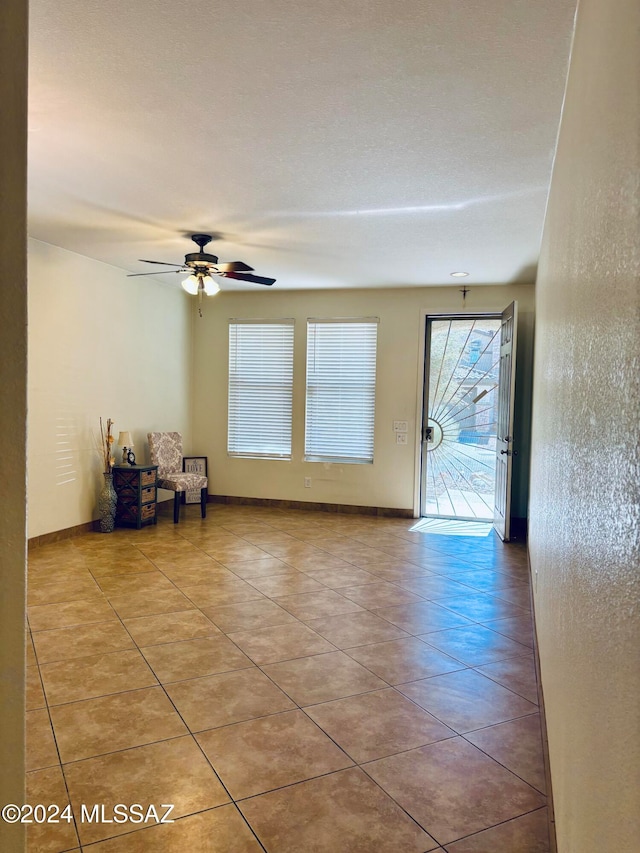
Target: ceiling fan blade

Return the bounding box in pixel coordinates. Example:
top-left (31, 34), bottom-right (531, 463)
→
top-left (216, 261), bottom-right (254, 273)
top-left (221, 271), bottom-right (276, 286)
top-left (138, 259), bottom-right (185, 266)
top-left (127, 270), bottom-right (184, 277)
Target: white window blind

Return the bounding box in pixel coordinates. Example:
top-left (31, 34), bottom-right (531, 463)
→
top-left (228, 320), bottom-right (294, 459)
top-left (305, 318), bottom-right (378, 463)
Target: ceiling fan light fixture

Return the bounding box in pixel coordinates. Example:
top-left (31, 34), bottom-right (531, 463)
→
top-left (202, 276), bottom-right (220, 296)
top-left (181, 274), bottom-right (199, 295)
top-left (130, 234), bottom-right (275, 297)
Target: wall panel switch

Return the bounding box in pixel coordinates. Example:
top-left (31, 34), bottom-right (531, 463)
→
top-left (396, 432), bottom-right (408, 445)
top-left (393, 421), bottom-right (408, 432)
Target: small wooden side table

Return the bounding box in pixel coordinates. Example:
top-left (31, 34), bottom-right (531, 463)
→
top-left (113, 464), bottom-right (158, 529)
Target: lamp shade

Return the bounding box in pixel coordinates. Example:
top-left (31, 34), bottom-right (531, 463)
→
top-left (203, 276), bottom-right (220, 296)
top-left (117, 431), bottom-right (133, 447)
top-left (181, 275), bottom-right (199, 295)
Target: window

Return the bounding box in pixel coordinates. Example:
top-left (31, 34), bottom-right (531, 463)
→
top-left (305, 318), bottom-right (378, 463)
top-left (228, 320), bottom-right (294, 459)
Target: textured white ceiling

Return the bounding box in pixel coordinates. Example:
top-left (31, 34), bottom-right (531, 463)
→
top-left (28, 0), bottom-right (577, 290)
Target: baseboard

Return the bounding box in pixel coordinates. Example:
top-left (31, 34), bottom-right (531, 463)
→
top-left (28, 521), bottom-right (96, 549)
top-left (528, 546), bottom-right (558, 853)
top-left (28, 496), bottom-right (412, 546)
top-left (29, 503), bottom-right (524, 543)
top-left (209, 494), bottom-right (414, 518)
top-left (28, 498), bottom-right (181, 546)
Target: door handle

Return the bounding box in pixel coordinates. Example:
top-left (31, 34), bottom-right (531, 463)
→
top-left (500, 449), bottom-right (518, 456)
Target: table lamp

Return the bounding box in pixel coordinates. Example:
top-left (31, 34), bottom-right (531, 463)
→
top-left (117, 431), bottom-right (134, 465)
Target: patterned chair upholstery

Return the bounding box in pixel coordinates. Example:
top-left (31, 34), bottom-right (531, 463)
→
top-left (147, 432), bottom-right (208, 523)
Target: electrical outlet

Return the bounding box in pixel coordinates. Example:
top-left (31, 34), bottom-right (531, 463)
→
top-left (393, 420), bottom-right (408, 432)
top-left (396, 432), bottom-right (408, 445)
top-left (304, 477), bottom-right (312, 488)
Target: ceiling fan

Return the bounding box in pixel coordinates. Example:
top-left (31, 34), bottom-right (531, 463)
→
top-left (128, 233), bottom-right (275, 313)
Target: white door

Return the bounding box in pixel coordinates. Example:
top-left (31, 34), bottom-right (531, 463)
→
top-left (493, 301), bottom-right (518, 540)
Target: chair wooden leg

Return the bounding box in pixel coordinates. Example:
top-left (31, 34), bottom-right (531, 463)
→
top-left (201, 488), bottom-right (207, 519)
top-left (173, 492), bottom-right (181, 523)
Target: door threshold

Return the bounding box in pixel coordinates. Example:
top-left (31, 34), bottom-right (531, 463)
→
top-left (410, 518), bottom-right (494, 536)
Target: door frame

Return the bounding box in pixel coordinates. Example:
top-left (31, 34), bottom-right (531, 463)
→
top-left (412, 310), bottom-right (504, 519)
top-left (493, 301), bottom-right (518, 541)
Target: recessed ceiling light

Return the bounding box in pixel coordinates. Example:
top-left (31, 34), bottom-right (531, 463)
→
top-left (450, 271), bottom-right (469, 277)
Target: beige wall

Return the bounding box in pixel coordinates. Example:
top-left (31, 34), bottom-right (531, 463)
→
top-left (27, 239), bottom-right (194, 537)
top-left (192, 284), bottom-right (534, 515)
top-left (0, 0), bottom-right (27, 848)
top-left (529, 0), bottom-right (640, 849)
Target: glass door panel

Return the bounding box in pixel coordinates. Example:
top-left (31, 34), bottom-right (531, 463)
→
top-left (421, 317), bottom-right (501, 521)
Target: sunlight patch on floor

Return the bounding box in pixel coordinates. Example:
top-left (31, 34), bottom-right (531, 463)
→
top-left (410, 518), bottom-right (493, 537)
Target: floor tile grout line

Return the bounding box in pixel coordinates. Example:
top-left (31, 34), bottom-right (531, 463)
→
top-left (258, 538), bottom-right (528, 587)
top-left (186, 736), bottom-right (270, 852)
top-left (65, 718), bottom-right (455, 853)
top-left (51, 597), bottom-right (204, 762)
top-left (375, 673), bottom-right (538, 741)
top-left (296, 693), bottom-right (462, 767)
top-left (201, 586), bottom-right (524, 715)
top-left (35, 651), bottom-right (161, 708)
top-left (470, 659), bottom-right (539, 704)
top-left (75, 803), bottom-right (267, 851)
top-left (100, 567), bottom-right (358, 842)
top-left (391, 657), bottom-right (541, 707)
top-left (243, 574), bottom-right (528, 627)
top-left (31, 574), bottom-right (535, 672)
top-left (131, 523), bottom-right (458, 786)
top-left (55, 733), bottom-right (192, 769)
top-left (289, 600), bottom-right (533, 669)
top-left (415, 635), bottom-right (534, 672)
top-left (34, 622), bottom-right (526, 680)
top-left (231, 763), bottom-right (441, 851)
top-left (233, 521), bottom-right (488, 570)
top-left (28, 509), bottom-right (540, 851)
top-left (28, 638), bottom-right (83, 849)
top-left (157, 602), bottom-right (438, 772)
top-left (228, 762), bottom-right (360, 806)
top-left (438, 804), bottom-right (549, 850)
top-left (456, 722), bottom-right (548, 796)
top-left (352, 759), bottom-right (447, 848)
top-left (357, 751), bottom-right (544, 851)
top-left (49, 583), bottom-right (261, 850)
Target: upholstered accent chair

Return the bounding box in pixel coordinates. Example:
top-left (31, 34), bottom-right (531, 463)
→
top-left (147, 432), bottom-right (208, 523)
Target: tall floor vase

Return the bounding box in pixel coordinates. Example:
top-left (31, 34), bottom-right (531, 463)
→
top-left (98, 471), bottom-right (117, 533)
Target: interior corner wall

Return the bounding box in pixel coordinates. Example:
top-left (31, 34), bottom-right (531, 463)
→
top-left (529, 0), bottom-right (640, 849)
top-left (27, 239), bottom-right (194, 538)
top-left (191, 283), bottom-right (534, 515)
top-left (0, 0), bottom-right (27, 848)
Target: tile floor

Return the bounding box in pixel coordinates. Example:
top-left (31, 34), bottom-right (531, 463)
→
top-left (26, 504), bottom-right (550, 852)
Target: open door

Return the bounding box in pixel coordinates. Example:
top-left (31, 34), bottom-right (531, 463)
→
top-left (420, 316), bottom-right (502, 521)
top-left (493, 301), bottom-right (518, 540)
